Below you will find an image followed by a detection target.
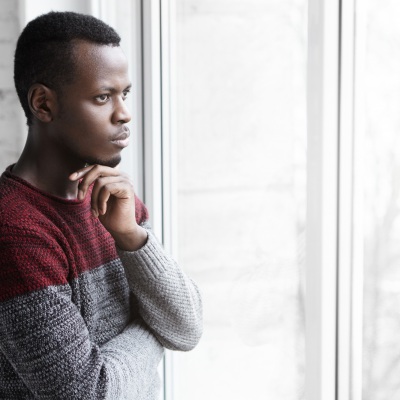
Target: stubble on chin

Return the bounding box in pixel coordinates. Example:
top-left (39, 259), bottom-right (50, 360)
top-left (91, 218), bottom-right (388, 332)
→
top-left (85, 154), bottom-right (121, 169)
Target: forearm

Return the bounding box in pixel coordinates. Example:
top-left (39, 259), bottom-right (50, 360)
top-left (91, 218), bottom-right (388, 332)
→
top-left (118, 224), bottom-right (203, 351)
top-left (101, 320), bottom-right (163, 400)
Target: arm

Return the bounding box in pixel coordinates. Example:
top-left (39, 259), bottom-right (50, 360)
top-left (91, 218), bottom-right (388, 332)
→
top-left (71, 165), bottom-right (203, 352)
top-left (117, 221), bottom-right (203, 351)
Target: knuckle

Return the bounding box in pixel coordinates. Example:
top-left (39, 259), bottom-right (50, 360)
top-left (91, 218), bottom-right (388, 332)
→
top-left (97, 176), bottom-right (106, 185)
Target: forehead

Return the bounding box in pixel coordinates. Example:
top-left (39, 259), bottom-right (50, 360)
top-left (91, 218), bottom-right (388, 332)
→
top-left (70, 41), bottom-right (129, 87)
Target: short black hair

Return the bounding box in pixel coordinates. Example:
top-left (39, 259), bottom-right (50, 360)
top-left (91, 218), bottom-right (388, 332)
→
top-left (14, 11), bottom-right (121, 126)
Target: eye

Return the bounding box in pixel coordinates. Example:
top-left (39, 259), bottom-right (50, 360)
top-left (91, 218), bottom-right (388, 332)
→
top-left (95, 94), bottom-right (110, 103)
top-left (122, 89), bottom-right (131, 101)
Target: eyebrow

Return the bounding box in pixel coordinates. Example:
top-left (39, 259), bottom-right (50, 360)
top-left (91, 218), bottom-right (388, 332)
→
top-left (96, 84), bottom-right (132, 93)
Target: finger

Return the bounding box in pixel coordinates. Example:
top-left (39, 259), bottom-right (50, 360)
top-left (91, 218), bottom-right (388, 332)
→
top-left (97, 185), bottom-right (112, 216)
top-left (76, 165), bottom-right (121, 200)
top-left (68, 164), bottom-right (95, 181)
top-left (91, 176), bottom-right (125, 216)
top-left (97, 182), bottom-right (132, 216)
top-left (69, 165), bottom-right (98, 201)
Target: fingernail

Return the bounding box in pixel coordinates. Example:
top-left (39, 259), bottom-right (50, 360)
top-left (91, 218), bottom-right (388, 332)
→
top-left (91, 208), bottom-right (98, 218)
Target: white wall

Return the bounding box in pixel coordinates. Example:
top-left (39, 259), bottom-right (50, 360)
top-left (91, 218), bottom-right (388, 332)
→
top-left (0, 0), bottom-right (23, 172)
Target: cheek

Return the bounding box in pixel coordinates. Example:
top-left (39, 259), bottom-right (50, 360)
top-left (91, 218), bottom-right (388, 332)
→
top-left (64, 103), bottom-right (110, 133)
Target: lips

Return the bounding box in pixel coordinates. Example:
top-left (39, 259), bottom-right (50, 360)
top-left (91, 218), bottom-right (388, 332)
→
top-left (111, 127), bottom-right (130, 148)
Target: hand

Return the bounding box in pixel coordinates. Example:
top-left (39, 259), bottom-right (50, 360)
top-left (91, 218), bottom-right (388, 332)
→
top-left (69, 164), bottom-right (147, 251)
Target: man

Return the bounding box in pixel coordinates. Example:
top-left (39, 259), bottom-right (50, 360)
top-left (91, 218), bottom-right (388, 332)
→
top-left (0, 11), bottom-right (202, 399)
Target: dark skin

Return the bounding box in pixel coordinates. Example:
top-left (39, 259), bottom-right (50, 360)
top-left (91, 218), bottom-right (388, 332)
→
top-left (12, 40), bottom-right (147, 251)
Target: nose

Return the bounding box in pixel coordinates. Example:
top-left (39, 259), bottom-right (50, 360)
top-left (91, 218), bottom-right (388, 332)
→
top-left (113, 97), bottom-right (132, 124)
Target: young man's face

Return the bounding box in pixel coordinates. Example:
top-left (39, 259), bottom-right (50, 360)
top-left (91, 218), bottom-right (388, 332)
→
top-left (51, 41), bottom-right (132, 168)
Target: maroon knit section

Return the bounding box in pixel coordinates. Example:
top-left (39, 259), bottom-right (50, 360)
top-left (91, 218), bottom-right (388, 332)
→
top-left (0, 170), bottom-right (149, 302)
top-left (135, 194), bottom-right (149, 226)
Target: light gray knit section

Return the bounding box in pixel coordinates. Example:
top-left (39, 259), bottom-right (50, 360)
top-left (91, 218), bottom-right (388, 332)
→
top-left (117, 222), bottom-right (203, 352)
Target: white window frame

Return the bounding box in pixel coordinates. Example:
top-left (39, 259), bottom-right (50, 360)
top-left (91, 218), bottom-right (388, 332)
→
top-left (306, 0), bottom-right (361, 399)
top-left (151, 0), bottom-right (363, 399)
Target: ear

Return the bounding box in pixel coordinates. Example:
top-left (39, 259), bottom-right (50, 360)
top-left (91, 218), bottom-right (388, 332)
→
top-left (28, 84), bottom-right (57, 123)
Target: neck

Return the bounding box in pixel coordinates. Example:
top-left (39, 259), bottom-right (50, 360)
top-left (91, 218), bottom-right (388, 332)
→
top-left (12, 127), bottom-right (85, 199)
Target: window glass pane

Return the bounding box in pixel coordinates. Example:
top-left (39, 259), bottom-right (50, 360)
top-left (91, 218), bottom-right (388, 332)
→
top-left (361, 1), bottom-right (400, 398)
top-left (170, 0), bottom-right (307, 398)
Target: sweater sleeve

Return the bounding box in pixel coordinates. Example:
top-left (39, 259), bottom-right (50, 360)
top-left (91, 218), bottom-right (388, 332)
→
top-left (117, 222), bottom-right (203, 351)
top-left (0, 228), bottom-right (163, 400)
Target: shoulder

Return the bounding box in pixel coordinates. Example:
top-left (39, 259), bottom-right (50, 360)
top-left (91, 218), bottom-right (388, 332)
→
top-left (0, 170), bottom-right (71, 235)
top-left (0, 170), bottom-right (44, 222)
top-left (0, 174), bottom-right (70, 303)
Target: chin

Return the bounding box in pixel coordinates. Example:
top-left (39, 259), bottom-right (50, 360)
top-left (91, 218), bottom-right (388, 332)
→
top-left (86, 155), bottom-right (121, 168)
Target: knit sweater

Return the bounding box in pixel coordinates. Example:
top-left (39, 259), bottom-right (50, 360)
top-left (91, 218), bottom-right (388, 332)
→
top-left (0, 168), bottom-right (202, 399)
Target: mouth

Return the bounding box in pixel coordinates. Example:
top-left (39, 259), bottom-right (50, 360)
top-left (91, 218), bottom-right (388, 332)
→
top-left (111, 127), bottom-right (130, 148)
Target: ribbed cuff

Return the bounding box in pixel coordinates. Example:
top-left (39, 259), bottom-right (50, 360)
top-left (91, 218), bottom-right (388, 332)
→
top-left (117, 229), bottom-right (172, 282)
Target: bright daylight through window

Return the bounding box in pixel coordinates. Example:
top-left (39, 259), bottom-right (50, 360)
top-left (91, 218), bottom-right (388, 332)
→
top-left (361, 0), bottom-right (400, 398)
top-left (169, 1), bottom-right (307, 399)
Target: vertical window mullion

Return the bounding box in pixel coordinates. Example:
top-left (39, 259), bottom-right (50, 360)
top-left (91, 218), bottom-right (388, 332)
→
top-left (306, 0), bottom-right (340, 399)
top-left (141, 0), bottom-right (163, 239)
top-left (140, 1), bottom-right (166, 399)
top-left (159, 0), bottom-right (175, 399)
top-left (352, 0), bottom-right (366, 398)
top-left (336, 0), bottom-right (363, 399)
